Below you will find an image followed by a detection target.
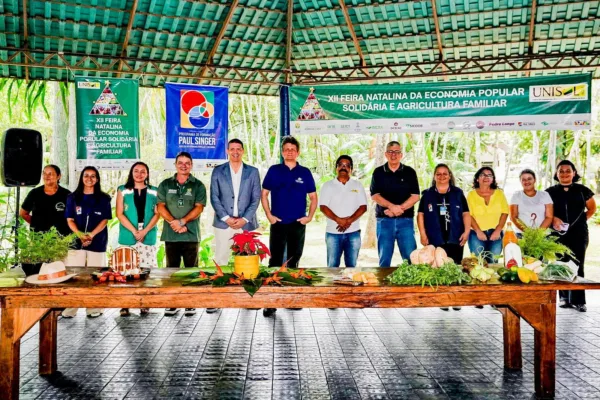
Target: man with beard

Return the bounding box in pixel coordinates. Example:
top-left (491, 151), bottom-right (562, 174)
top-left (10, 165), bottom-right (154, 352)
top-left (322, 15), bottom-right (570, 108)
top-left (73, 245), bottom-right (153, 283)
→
top-left (319, 155), bottom-right (368, 267)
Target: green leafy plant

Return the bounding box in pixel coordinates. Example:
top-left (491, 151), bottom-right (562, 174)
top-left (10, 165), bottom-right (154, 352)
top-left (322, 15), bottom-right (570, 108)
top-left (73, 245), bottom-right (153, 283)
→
top-left (386, 261), bottom-right (471, 289)
top-left (517, 226), bottom-right (573, 262)
top-left (197, 234), bottom-right (215, 268)
top-left (17, 227), bottom-right (76, 264)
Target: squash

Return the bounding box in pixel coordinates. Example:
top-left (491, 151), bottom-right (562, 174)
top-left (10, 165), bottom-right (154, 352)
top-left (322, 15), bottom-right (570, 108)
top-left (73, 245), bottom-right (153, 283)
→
top-left (434, 247), bottom-right (449, 268)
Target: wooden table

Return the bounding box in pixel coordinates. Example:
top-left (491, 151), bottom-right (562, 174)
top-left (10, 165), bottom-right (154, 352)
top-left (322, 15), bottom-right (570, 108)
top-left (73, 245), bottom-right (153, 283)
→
top-left (2, 267), bottom-right (600, 399)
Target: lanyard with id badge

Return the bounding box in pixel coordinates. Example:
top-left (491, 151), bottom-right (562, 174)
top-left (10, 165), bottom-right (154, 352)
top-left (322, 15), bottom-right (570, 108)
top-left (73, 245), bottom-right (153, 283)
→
top-left (177, 182), bottom-right (187, 208)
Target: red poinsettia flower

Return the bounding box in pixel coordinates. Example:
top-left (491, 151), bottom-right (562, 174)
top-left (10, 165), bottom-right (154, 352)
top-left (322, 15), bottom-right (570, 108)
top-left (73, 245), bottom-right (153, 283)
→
top-left (231, 231), bottom-right (271, 260)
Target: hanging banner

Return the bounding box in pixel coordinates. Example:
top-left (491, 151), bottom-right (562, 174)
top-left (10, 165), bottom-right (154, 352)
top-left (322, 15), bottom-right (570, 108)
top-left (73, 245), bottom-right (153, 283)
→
top-left (75, 77), bottom-right (140, 170)
top-left (165, 83), bottom-right (228, 170)
top-left (290, 74), bottom-right (592, 134)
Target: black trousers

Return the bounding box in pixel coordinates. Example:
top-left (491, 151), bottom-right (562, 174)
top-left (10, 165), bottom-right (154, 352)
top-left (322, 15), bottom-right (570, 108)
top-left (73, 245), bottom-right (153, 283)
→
top-left (558, 230), bottom-right (589, 305)
top-left (440, 243), bottom-right (465, 265)
top-left (165, 242), bottom-right (199, 268)
top-left (269, 222), bottom-right (306, 269)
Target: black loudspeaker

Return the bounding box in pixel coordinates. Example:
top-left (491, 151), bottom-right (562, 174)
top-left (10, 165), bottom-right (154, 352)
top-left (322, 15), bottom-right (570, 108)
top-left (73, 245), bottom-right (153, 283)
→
top-left (1, 128), bottom-right (43, 187)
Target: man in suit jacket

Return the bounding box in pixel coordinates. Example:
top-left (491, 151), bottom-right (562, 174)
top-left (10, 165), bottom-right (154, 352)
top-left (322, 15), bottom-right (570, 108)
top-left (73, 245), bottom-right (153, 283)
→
top-left (210, 138), bottom-right (261, 265)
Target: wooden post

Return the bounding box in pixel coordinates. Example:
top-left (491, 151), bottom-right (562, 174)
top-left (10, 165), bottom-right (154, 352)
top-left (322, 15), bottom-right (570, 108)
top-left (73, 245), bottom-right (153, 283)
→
top-left (0, 308), bottom-right (20, 400)
top-left (534, 303), bottom-right (556, 398)
top-left (39, 310), bottom-right (59, 375)
top-left (498, 306), bottom-right (522, 370)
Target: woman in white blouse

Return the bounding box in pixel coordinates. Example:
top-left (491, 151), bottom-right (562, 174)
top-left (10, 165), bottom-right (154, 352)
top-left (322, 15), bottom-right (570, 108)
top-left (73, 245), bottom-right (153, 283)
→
top-left (509, 169), bottom-right (553, 235)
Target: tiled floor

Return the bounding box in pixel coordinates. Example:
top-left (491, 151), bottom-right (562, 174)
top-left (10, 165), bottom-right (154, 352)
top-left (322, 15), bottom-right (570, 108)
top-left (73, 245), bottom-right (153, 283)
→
top-left (17, 295), bottom-right (600, 399)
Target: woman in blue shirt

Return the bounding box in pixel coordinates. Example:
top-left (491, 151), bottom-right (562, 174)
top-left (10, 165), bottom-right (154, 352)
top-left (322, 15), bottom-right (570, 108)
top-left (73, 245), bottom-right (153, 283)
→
top-left (62, 166), bottom-right (112, 318)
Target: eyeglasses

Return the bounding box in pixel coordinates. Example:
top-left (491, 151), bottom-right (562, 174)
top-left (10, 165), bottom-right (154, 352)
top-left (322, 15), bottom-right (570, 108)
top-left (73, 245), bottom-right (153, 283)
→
top-left (480, 173), bottom-right (493, 178)
top-left (386, 150), bottom-right (402, 155)
top-left (337, 163), bottom-right (351, 168)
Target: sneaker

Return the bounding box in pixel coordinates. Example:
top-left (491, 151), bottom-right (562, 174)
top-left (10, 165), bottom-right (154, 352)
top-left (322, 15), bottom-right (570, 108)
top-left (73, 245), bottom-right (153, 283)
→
top-left (263, 308), bottom-right (277, 317)
top-left (559, 302), bottom-right (573, 309)
top-left (140, 308), bottom-right (149, 315)
top-left (205, 308), bottom-right (219, 314)
top-left (184, 308), bottom-right (196, 316)
top-left (575, 304), bottom-right (587, 312)
top-left (61, 308), bottom-right (78, 318)
top-left (87, 311), bottom-right (102, 318)
top-left (452, 307), bottom-right (462, 311)
top-left (440, 307), bottom-right (450, 311)
top-left (475, 305), bottom-right (484, 309)
top-left (120, 308), bottom-right (130, 317)
top-left (164, 308), bottom-right (179, 316)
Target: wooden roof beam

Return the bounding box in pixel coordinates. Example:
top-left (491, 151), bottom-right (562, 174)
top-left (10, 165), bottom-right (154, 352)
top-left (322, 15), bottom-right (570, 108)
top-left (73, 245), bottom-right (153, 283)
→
top-left (22, 0), bottom-right (29, 81)
top-left (339, 0), bottom-right (368, 71)
top-left (199, 0), bottom-right (240, 79)
top-left (525, 0), bottom-right (538, 77)
top-left (429, 0), bottom-right (448, 81)
top-left (285, 0), bottom-right (293, 83)
top-left (118, 0), bottom-right (139, 76)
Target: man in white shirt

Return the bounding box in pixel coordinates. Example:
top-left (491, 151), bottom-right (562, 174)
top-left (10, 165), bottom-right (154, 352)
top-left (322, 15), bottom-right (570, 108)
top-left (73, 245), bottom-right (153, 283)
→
top-left (319, 155), bottom-right (368, 267)
top-left (210, 139), bottom-right (261, 265)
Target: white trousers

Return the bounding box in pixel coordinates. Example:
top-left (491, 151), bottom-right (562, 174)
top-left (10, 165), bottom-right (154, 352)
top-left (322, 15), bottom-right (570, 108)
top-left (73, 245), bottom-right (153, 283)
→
top-left (213, 226), bottom-right (242, 266)
top-left (63, 249), bottom-right (107, 317)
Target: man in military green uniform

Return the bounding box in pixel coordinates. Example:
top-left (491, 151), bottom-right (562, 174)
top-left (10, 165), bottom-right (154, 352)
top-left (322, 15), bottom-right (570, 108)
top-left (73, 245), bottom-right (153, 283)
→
top-left (157, 151), bottom-right (208, 316)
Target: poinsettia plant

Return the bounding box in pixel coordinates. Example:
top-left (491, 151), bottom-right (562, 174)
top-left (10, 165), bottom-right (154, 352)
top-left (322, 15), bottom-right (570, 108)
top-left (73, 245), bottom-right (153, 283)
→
top-left (231, 231), bottom-right (270, 260)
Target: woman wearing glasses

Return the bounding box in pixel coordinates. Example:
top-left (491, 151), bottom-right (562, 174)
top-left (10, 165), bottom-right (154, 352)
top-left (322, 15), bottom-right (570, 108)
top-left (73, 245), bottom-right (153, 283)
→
top-left (62, 166), bottom-right (112, 318)
top-left (509, 169), bottom-right (553, 237)
top-left (417, 164), bottom-right (471, 263)
top-left (546, 160), bottom-right (596, 312)
top-left (466, 167), bottom-right (509, 263)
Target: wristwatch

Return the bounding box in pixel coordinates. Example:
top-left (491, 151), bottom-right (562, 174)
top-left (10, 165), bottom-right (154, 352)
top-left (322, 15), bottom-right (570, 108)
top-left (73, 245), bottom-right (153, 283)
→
top-left (178, 219), bottom-right (185, 227)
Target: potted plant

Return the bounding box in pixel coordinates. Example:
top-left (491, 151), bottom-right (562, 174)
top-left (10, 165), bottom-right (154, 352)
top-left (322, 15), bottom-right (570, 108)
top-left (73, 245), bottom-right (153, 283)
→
top-left (17, 227), bottom-right (76, 276)
top-left (231, 231), bottom-right (270, 279)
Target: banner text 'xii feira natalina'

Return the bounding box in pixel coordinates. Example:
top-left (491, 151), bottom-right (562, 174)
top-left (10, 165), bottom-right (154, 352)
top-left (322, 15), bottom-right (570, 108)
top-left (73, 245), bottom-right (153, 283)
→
top-left (290, 74), bottom-right (592, 135)
top-left (75, 77), bottom-right (140, 170)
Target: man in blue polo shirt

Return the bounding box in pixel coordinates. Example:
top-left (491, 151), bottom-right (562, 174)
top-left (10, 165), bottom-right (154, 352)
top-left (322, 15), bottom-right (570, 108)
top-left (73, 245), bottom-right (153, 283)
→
top-left (262, 136), bottom-right (317, 269)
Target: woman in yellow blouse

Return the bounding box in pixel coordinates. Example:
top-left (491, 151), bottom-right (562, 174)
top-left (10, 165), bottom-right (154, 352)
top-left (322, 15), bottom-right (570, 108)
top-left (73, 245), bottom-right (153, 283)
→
top-left (467, 167), bottom-right (509, 263)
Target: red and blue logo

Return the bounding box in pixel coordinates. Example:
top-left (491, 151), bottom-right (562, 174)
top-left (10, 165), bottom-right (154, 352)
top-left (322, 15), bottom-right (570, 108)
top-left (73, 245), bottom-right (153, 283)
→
top-left (180, 90), bottom-right (215, 129)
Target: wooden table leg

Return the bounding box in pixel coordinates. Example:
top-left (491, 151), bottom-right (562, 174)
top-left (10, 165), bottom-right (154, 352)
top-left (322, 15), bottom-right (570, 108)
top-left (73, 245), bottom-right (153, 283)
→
top-left (534, 303), bottom-right (556, 399)
top-left (497, 306), bottom-right (522, 370)
top-left (39, 310), bottom-right (59, 375)
top-left (0, 308), bottom-right (21, 400)
top-left (511, 298), bottom-right (557, 399)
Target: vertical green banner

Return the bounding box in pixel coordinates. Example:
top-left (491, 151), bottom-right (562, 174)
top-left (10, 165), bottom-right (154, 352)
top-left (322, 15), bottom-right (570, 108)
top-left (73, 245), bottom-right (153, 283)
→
top-left (75, 77), bottom-right (140, 170)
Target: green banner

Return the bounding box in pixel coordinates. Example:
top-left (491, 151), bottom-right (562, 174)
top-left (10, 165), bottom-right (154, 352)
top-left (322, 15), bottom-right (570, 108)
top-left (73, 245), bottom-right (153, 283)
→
top-left (290, 74), bottom-right (592, 134)
top-left (75, 77), bottom-right (140, 170)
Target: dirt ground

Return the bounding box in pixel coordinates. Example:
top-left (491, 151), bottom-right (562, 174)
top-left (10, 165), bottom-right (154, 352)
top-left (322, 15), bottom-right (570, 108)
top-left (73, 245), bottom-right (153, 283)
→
top-left (299, 217), bottom-right (600, 281)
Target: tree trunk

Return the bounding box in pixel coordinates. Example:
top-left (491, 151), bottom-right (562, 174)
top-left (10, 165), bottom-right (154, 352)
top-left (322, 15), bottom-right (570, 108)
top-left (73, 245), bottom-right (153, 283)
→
top-left (547, 130), bottom-right (557, 187)
top-left (67, 84), bottom-right (78, 190)
top-left (585, 129), bottom-right (593, 187)
top-left (363, 134), bottom-right (386, 249)
top-left (441, 133), bottom-right (448, 160)
top-left (51, 82), bottom-right (70, 185)
top-left (531, 130), bottom-right (540, 184)
top-left (474, 131), bottom-right (481, 168)
top-left (503, 134), bottom-right (515, 186)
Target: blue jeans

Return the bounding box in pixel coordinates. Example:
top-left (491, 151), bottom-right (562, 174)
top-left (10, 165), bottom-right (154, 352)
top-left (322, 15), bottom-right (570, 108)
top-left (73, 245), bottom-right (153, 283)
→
top-left (468, 229), bottom-right (504, 263)
top-left (376, 217), bottom-right (417, 267)
top-left (325, 231), bottom-right (361, 267)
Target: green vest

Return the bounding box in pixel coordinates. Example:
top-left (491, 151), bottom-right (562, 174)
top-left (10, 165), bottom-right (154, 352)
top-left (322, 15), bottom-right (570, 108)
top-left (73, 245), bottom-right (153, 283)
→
top-left (118, 185), bottom-right (158, 246)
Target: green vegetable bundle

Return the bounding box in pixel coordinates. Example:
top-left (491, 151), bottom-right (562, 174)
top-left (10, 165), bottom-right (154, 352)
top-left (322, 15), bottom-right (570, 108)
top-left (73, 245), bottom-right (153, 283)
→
top-left (538, 263), bottom-right (577, 282)
top-left (386, 261), bottom-right (471, 289)
top-left (517, 226), bottom-right (573, 262)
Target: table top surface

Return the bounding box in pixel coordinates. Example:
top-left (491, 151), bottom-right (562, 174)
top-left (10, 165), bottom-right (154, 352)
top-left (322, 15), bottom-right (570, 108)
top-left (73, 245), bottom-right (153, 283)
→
top-left (1, 267), bottom-right (600, 295)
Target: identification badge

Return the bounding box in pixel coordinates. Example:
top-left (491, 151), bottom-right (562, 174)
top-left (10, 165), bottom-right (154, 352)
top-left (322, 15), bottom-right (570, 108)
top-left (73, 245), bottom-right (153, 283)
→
top-left (440, 206), bottom-right (447, 215)
top-left (177, 198), bottom-right (184, 208)
top-left (428, 204), bottom-right (432, 212)
top-left (76, 206), bottom-right (82, 215)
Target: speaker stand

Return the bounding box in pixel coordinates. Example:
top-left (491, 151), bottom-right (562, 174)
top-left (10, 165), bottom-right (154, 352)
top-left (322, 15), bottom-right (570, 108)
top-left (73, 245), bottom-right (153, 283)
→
top-left (13, 186), bottom-right (20, 260)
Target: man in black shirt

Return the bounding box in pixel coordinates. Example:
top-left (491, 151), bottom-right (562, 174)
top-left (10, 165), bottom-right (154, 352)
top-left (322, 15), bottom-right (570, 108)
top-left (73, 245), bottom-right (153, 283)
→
top-left (370, 141), bottom-right (420, 266)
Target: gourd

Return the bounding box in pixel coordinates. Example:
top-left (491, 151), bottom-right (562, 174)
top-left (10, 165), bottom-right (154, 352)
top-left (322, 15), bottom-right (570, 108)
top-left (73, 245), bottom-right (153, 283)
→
top-left (410, 246), bottom-right (451, 268)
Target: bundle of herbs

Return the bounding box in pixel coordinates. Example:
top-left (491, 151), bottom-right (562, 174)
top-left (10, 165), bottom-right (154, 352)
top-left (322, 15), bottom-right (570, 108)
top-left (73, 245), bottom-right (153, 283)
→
top-left (517, 226), bottom-right (573, 262)
top-left (386, 260), bottom-right (471, 289)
